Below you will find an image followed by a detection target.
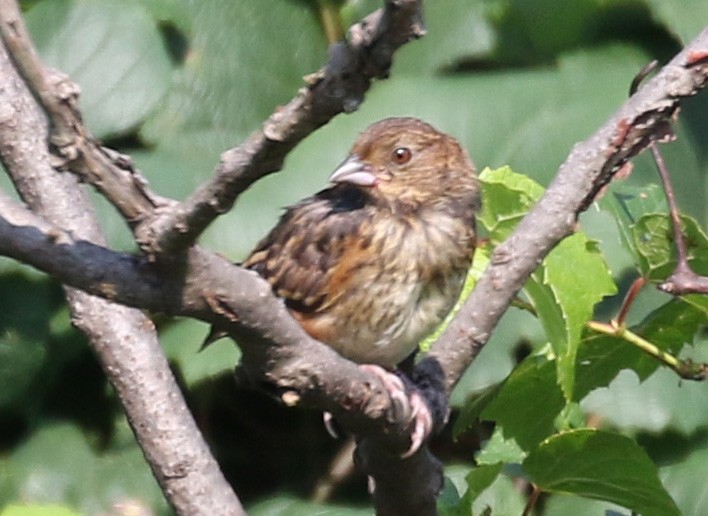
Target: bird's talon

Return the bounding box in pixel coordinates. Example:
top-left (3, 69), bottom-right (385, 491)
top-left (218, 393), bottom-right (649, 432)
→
top-left (323, 411), bottom-right (340, 439)
top-left (359, 364), bottom-right (434, 457)
top-left (402, 391), bottom-right (433, 458)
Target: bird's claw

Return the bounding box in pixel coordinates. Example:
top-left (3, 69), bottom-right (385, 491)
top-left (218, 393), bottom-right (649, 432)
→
top-left (359, 364), bottom-right (434, 458)
top-left (323, 411), bottom-right (340, 439)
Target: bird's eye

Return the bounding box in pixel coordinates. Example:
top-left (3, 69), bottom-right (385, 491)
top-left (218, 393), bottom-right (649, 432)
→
top-left (392, 147), bottom-right (412, 165)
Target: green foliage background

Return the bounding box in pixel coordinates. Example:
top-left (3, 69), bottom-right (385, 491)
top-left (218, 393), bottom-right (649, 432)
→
top-left (0, 1), bottom-right (707, 514)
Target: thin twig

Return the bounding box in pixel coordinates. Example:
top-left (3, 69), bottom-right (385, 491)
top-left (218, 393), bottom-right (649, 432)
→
top-left (587, 321), bottom-right (707, 381)
top-left (522, 485), bottom-right (542, 516)
top-left (0, 31), bottom-right (246, 515)
top-left (614, 276), bottom-right (646, 327)
top-left (654, 141), bottom-right (708, 294)
top-left (318, 0), bottom-right (346, 44)
top-left (134, 0), bottom-right (425, 256)
top-left (0, 0), bottom-right (165, 226)
top-left (426, 27), bottom-right (708, 395)
top-left (628, 59), bottom-right (708, 295)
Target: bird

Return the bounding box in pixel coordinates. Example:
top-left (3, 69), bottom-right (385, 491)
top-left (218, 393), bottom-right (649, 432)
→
top-left (242, 117), bottom-right (480, 454)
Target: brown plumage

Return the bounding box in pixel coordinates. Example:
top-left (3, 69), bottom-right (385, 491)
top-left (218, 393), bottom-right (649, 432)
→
top-left (243, 117), bottom-right (480, 368)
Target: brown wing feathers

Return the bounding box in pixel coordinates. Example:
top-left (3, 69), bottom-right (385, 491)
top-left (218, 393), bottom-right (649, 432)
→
top-left (242, 185), bottom-right (371, 314)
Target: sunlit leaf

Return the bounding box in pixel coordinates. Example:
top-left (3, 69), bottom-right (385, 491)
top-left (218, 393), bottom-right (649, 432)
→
top-left (0, 505), bottom-right (81, 516)
top-left (476, 427), bottom-right (526, 465)
top-left (478, 166), bottom-right (544, 243)
top-left (526, 234), bottom-right (616, 401)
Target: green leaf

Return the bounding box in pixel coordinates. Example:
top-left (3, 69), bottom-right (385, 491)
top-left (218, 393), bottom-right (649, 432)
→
top-left (632, 213), bottom-right (708, 280)
top-left (25, 0), bottom-right (173, 139)
top-left (526, 234), bottom-right (617, 401)
top-left (478, 166), bottom-right (544, 243)
top-left (451, 304), bottom-right (545, 408)
top-left (248, 495), bottom-right (371, 515)
top-left (471, 473), bottom-right (526, 516)
top-left (393, 0), bottom-right (496, 74)
top-left (141, 0), bottom-right (326, 145)
top-left (602, 183), bottom-right (667, 262)
top-left (440, 464), bottom-right (503, 515)
top-left (2, 423), bottom-right (165, 514)
top-left (453, 382), bottom-right (504, 437)
top-left (464, 463), bottom-right (503, 502)
top-left (0, 505), bottom-right (81, 516)
top-left (482, 356), bottom-right (565, 450)
top-left (476, 427), bottom-right (526, 466)
top-left (646, 0), bottom-right (708, 43)
top-left (542, 493), bottom-right (636, 516)
top-left (582, 366), bottom-right (708, 435)
top-left (660, 435), bottom-right (708, 516)
top-left (490, 0), bottom-right (599, 61)
top-left (524, 429), bottom-right (680, 516)
top-left (438, 474), bottom-right (466, 516)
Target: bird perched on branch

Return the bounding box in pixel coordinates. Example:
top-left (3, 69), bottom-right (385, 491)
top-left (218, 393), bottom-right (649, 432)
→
top-left (243, 117), bottom-right (480, 454)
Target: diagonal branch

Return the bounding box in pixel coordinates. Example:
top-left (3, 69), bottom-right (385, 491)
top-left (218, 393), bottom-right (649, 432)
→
top-left (0, 191), bottom-right (445, 513)
top-left (0, 0), bottom-right (167, 226)
top-left (0, 30), bottom-right (246, 516)
top-left (2, 0), bottom-right (707, 512)
top-left (629, 60), bottom-right (708, 295)
top-left (135, 0), bottom-right (425, 256)
top-left (0, 0), bottom-right (425, 257)
top-left (0, 2), bottom-right (441, 512)
top-left (425, 27), bottom-right (708, 395)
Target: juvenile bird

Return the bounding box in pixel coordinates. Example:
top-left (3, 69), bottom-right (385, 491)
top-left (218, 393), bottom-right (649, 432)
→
top-left (244, 117), bottom-right (480, 453)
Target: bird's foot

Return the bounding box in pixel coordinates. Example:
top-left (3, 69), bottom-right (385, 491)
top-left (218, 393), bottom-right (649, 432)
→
top-left (359, 364), bottom-right (433, 458)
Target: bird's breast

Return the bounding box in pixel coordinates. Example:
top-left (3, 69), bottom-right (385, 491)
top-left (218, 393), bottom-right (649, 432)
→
top-left (319, 207), bottom-right (475, 367)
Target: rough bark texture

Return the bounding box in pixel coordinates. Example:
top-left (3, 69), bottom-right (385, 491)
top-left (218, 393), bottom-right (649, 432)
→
top-left (0, 13), bottom-right (244, 516)
top-left (1, 0), bottom-right (707, 512)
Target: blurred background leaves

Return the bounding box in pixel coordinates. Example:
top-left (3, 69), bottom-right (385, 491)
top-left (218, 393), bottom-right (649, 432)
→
top-left (0, 0), bottom-right (706, 514)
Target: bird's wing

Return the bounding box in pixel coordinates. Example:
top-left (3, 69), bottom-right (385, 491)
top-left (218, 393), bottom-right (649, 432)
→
top-left (242, 186), bottom-right (372, 314)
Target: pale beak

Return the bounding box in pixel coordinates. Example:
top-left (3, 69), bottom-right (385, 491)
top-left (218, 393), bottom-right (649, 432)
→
top-left (328, 155), bottom-right (377, 187)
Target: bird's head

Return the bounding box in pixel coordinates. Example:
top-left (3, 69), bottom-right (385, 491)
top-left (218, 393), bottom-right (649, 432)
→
top-left (329, 117), bottom-right (478, 211)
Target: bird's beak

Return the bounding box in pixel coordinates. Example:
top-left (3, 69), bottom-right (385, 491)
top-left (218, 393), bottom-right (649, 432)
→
top-left (328, 155), bottom-right (377, 187)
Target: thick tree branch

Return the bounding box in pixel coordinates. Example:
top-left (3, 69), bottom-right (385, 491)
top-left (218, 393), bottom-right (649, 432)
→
top-left (1, 0), bottom-right (425, 257)
top-left (0, 191), bottom-right (444, 513)
top-left (0, 190), bottom-right (435, 447)
top-left (0, 35), bottom-right (245, 516)
top-left (0, 0), bottom-right (169, 227)
top-left (426, 27), bottom-right (708, 395)
top-left (135, 0), bottom-right (425, 256)
top-left (2, 0), bottom-right (706, 511)
top-left (0, 2), bottom-right (443, 511)
top-left (0, 3), bottom-right (438, 510)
